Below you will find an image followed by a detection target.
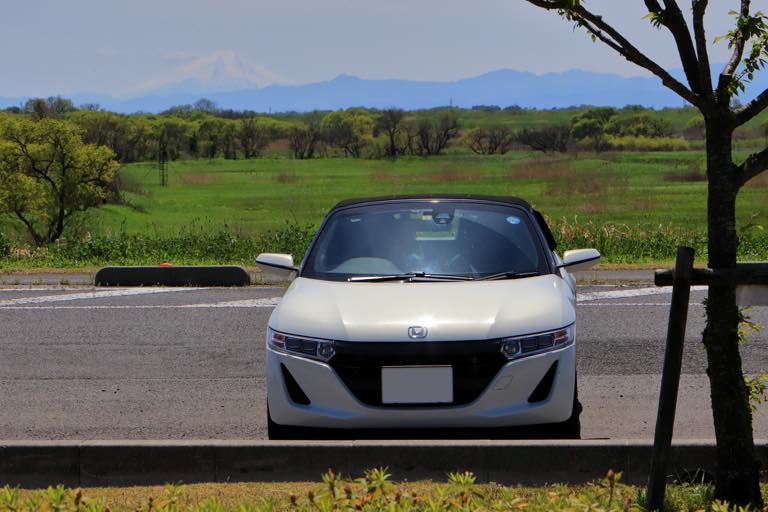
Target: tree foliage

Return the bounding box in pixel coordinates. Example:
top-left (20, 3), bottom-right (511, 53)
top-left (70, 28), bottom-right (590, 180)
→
top-left (517, 125), bottom-right (571, 153)
top-left (0, 118), bottom-right (118, 245)
top-left (321, 109), bottom-right (374, 158)
top-left (523, 0), bottom-right (768, 506)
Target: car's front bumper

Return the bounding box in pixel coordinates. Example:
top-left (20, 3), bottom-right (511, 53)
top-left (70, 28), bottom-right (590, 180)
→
top-left (266, 343), bottom-right (576, 429)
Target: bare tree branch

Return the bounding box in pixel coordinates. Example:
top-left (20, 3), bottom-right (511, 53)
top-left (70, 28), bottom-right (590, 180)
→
top-left (717, 0), bottom-right (751, 102)
top-left (737, 145), bottom-right (768, 188)
top-left (734, 87), bottom-right (768, 125)
top-left (13, 210), bottom-right (42, 245)
top-left (525, 0), bottom-right (700, 106)
top-left (692, 0), bottom-right (713, 97)
top-left (643, 0), bottom-right (708, 95)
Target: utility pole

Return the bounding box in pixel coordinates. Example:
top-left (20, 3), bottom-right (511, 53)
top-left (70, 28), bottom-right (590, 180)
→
top-left (158, 148), bottom-right (168, 187)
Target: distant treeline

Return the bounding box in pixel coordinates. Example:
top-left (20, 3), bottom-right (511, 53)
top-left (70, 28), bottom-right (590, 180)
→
top-left (3, 96), bottom-right (767, 163)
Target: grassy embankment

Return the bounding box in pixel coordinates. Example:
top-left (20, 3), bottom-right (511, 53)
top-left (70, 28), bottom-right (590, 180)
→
top-left (3, 469), bottom-right (767, 511)
top-left (0, 150), bottom-right (766, 270)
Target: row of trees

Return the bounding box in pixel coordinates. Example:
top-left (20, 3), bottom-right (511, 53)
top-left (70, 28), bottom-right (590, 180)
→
top-left (8, 96), bottom-right (735, 161)
top-left (4, 101), bottom-right (694, 162)
top-left (464, 107), bottom-right (681, 154)
top-left (4, 106), bottom-right (463, 162)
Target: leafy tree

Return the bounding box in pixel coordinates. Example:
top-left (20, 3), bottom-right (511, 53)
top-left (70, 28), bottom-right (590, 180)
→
top-left (197, 119), bottom-right (227, 159)
top-left (321, 108), bottom-right (374, 158)
top-left (238, 118), bottom-right (273, 158)
top-left (219, 121), bottom-right (239, 160)
top-left (375, 108), bottom-right (407, 158)
top-left (78, 103), bottom-right (102, 112)
top-left (154, 119), bottom-right (189, 161)
top-left (193, 98), bottom-right (219, 114)
top-left (606, 114), bottom-right (672, 138)
top-left (517, 125), bottom-right (571, 153)
top-left (463, 126), bottom-right (516, 155)
top-left (23, 97), bottom-right (76, 119)
top-left (570, 107), bottom-right (617, 152)
top-left (288, 122), bottom-right (322, 160)
top-left (46, 96), bottom-right (77, 115)
top-left (412, 110), bottom-right (460, 156)
top-left (0, 118), bottom-right (118, 245)
top-left (23, 98), bottom-right (53, 120)
top-left (524, 0), bottom-right (768, 506)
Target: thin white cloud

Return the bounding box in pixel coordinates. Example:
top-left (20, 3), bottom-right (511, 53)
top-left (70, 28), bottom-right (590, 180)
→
top-left (161, 51), bottom-right (203, 62)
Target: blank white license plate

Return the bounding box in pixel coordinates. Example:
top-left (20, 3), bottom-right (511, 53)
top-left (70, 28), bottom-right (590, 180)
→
top-left (381, 366), bottom-right (453, 404)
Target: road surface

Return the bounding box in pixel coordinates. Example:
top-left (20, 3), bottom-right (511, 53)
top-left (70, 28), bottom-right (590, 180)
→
top-left (1, 283), bottom-right (766, 440)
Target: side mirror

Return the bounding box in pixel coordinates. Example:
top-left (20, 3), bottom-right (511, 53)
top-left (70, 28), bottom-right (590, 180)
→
top-left (560, 249), bottom-right (601, 272)
top-left (256, 253), bottom-right (298, 280)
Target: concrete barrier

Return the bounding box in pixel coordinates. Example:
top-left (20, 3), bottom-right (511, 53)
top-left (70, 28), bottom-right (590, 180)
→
top-left (2, 440), bottom-right (766, 487)
top-left (95, 266), bottom-right (250, 287)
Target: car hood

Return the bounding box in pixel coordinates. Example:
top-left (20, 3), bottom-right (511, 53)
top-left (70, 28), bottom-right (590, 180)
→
top-left (269, 275), bottom-right (575, 342)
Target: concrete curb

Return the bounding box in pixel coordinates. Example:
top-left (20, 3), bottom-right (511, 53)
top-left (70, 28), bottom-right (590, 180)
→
top-left (95, 266), bottom-right (251, 287)
top-left (2, 440), bottom-right (766, 487)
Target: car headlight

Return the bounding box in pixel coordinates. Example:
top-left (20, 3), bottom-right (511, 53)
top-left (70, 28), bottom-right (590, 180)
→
top-left (267, 328), bottom-right (336, 362)
top-left (500, 324), bottom-right (574, 360)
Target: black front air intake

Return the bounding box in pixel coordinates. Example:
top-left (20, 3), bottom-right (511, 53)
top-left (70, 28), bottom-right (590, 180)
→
top-left (330, 340), bottom-right (507, 407)
top-left (528, 361), bottom-right (559, 403)
top-left (281, 364), bottom-right (311, 405)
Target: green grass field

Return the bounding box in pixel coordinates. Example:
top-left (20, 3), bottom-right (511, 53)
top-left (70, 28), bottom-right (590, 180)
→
top-left (91, 151), bottom-right (766, 236)
top-left (1, 150), bottom-right (766, 269)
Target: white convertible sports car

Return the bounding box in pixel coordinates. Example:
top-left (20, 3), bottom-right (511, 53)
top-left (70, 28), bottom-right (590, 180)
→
top-left (257, 195), bottom-right (600, 439)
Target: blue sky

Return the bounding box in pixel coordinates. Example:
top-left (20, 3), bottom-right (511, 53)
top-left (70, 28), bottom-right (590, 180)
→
top-left (0, 0), bottom-right (740, 97)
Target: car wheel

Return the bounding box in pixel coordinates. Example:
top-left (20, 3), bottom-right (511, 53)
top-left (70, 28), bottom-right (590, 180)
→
top-left (267, 406), bottom-right (297, 440)
top-left (545, 378), bottom-right (581, 439)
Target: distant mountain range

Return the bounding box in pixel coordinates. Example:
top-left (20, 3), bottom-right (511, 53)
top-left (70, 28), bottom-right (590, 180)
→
top-left (2, 56), bottom-right (767, 114)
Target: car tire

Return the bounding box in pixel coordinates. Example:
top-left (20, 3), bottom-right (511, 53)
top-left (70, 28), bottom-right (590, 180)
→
top-left (545, 378), bottom-right (581, 439)
top-left (267, 406), bottom-right (297, 440)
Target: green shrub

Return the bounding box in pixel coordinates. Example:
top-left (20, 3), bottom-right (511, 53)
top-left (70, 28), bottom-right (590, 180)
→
top-left (0, 218), bottom-right (766, 268)
top-left (0, 232), bottom-right (10, 259)
top-left (605, 135), bottom-right (690, 152)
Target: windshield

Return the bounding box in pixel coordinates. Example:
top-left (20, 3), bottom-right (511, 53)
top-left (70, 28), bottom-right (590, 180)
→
top-left (302, 201), bottom-right (548, 281)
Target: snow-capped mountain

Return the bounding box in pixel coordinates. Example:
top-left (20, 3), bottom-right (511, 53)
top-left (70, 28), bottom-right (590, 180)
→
top-left (117, 50), bottom-right (287, 97)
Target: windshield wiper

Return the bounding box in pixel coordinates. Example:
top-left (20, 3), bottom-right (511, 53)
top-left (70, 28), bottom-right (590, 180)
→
top-left (474, 271), bottom-right (541, 281)
top-left (348, 272), bottom-right (474, 283)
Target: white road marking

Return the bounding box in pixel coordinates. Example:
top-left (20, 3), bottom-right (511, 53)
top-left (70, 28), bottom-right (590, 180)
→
top-left (0, 297), bottom-right (284, 310)
top-left (0, 284), bottom-right (713, 310)
top-left (578, 303), bottom-right (704, 307)
top-left (179, 298), bottom-right (282, 308)
top-left (0, 287), bottom-right (94, 292)
top-left (0, 287), bottom-right (203, 307)
top-left (577, 286), bottom-right (707, 302)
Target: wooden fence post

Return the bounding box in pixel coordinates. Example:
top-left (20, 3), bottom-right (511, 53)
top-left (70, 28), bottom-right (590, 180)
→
top-left (646, 246), bottom-right (695, 510)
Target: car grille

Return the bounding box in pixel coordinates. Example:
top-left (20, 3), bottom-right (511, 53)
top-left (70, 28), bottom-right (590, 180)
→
top-left (330, 340), bottom-right (508, 407)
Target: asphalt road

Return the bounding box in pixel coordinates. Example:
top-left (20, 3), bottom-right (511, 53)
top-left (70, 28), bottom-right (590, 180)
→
top-left (1, 283), bottom-right (766, 440)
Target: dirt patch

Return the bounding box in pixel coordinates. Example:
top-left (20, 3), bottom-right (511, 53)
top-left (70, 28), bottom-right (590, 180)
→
top-left (371, 169), bottom-right (396, 183)
top-left (509, 158), bottom-right (572, 180)
top-left (632, 197), bottom-right (660, 211)
top-left (663, 170), bottom-right (707, 182)
top-left (179, 173), bottom-right (219, 185)
top-left (370, 167), bottom-right (487, 184)
top-left (419, 169), bottom-right (487, 182)
top-left (276, 171), bottom-right (299, 183)
top-left (543, 172), bottom-right (627, 197)
top-left (579, 200), bottom-right (608, 214)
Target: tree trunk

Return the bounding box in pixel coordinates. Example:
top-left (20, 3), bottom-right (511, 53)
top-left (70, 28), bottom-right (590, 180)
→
top-left (702, 122), bottom-right (763, 507)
